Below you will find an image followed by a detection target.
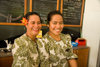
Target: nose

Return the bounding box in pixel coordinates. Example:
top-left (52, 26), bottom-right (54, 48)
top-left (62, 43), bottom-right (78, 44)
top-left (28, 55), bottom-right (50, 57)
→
top-left (56, 23), bottom-right (61, 28)
top-left (34, 23), bottom-right (39, 28)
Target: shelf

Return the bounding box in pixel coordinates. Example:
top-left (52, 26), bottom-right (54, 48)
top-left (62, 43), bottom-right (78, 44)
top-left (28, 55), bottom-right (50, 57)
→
top-left (0, 22), bottom-right (81, 27)
top-left (0, 23), bottom-right (24, 26)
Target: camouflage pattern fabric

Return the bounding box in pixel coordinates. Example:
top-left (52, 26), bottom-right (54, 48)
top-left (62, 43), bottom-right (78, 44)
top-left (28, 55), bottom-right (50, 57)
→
top-left (12, 34), bottom-right (39, 67)
top-left (37, 32), bottom-right (78, 67)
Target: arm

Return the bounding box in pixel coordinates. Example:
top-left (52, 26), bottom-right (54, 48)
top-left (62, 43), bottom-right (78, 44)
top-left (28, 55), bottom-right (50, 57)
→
top-left (68, 59), bottom-right (78, 67)
top-left (65, 34), bottom-right (78, 67)
top-left (12, 39), bottom-right (29, 67)
top-left (37, 39), bottom-right (50, 67)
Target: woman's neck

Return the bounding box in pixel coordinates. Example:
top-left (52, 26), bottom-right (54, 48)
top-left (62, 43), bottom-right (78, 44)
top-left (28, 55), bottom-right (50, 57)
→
top-left (26, 32), bottom-right (36, 41)
top-left (48, 32), bottom-right (61, 41)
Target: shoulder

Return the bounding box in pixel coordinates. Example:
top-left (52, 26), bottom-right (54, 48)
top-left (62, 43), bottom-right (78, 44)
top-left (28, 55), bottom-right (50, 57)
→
top-left (37, 33), bottom-right (49, 48)
top-left (14, 34), bottom-right (28, 46)
top-left (12, 34), bottom-right (26, 54)
top-left (14, 34), bottom-right (24, 42)
top-left (61, 33), bottom-right (71, 40)
top-left (60, 33), bottom-right (72, 45)
top-left (39, 32), bottom-right (49, 42)
top-left (43, 32), bottom-right (49, 38)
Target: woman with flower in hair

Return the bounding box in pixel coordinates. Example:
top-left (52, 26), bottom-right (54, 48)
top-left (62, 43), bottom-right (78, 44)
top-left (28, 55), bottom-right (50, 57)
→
top-left (12, 12), bottom-right (42, 67)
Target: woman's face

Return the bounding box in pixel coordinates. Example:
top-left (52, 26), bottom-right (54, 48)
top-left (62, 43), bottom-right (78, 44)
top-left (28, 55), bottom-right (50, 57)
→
top-left (48, 14), bottom-right (64, 36)
top-left (26, 15), bottom-right (42, 37)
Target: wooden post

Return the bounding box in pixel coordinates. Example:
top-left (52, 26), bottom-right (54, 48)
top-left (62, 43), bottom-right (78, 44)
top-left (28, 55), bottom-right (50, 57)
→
top-left (80, 0), bottom-right (85, 27)
top-left (60, 0), bottom-right (63, 13)
top-left (57, 0), bottom-right (59, 11)
top-left (24, 0), bottom-right (27, 15)
top-left (30, 0), bottom-right (32, 12)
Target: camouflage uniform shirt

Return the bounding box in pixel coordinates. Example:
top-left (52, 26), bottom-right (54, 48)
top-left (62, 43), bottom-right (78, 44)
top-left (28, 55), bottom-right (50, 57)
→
top-left (12, 34), bottom-right (39, 67)
top-left (37, 32), bottom-right (78, 67)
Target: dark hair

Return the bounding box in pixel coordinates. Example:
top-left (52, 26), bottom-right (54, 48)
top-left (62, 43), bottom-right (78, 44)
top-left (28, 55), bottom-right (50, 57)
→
top-left (47, 10), bottom-right (63, 24)
top-left (24, 12), bottom-right (42, 23)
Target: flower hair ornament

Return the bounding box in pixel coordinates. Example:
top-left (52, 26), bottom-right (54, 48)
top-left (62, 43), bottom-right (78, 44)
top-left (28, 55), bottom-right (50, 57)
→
top-left (21, 17), bottom-right (28, 25)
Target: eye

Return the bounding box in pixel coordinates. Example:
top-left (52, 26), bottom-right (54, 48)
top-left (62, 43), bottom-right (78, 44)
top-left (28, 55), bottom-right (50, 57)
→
top-left (37, 21), bottom-right (41, 24)
top-left (59, 22), bottom-right (63, 25)
top-left (30, 21), bottom-right (35, 24)
top-left (53, 21), bottom-right (57, 25)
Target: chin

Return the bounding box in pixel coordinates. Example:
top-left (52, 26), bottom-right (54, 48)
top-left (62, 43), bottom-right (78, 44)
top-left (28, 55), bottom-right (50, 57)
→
top-left (54, 33), bottom-right (60, 36)
top-left (32, 32), bottom-right (38, 36)
top-left (35, 33), bottom-right (39, 35)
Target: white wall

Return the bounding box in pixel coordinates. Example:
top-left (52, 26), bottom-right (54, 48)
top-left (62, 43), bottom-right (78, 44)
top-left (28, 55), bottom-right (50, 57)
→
top-left (82, 0), bottom-right (100, 67)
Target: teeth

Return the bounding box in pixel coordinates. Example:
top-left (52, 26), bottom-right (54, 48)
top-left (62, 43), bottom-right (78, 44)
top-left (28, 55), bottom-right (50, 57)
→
top-left (33, 29), bottom-right (39, 30)
top-left (55, 29), bottom-right (60, 31)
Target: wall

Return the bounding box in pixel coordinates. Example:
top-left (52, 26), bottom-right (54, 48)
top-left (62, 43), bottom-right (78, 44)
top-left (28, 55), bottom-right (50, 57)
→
top-left (82, 0), bottom-right (100, 67)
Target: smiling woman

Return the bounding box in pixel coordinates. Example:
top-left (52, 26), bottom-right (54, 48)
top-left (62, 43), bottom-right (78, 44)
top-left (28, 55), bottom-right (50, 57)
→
top-left (12, 12), bottom-right (42, 67)
top-left (37, 10), bottom-right (78, 67)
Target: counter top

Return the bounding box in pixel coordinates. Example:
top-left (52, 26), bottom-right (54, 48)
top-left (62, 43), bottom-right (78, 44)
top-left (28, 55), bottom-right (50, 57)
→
top-left (73, 46), bottom-right (89, 49)
top-left (0, 48), bottom-right (12, 57)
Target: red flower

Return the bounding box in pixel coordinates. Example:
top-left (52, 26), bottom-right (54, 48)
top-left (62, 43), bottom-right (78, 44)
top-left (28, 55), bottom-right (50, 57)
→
top-left (21, 18), bottom-right (28, 25)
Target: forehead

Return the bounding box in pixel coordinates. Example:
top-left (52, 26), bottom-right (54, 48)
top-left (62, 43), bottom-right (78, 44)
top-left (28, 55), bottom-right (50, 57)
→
top-left (51, 14), bottom-right (63, 20)
top-left (29, 15), bottom-right (40, 20)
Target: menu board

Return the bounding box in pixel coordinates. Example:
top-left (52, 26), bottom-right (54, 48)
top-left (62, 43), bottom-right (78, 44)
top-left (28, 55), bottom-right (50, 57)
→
top-left (32, 0), bottom-right (57, 24)
top-left (0, 0), bottom-right (24, 23)
top-left (63, 0), bottom-right (84, 25)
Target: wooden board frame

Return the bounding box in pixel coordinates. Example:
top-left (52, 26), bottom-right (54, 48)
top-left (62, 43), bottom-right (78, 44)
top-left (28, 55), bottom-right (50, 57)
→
top-left (61, 0), bottom-right (85, 27)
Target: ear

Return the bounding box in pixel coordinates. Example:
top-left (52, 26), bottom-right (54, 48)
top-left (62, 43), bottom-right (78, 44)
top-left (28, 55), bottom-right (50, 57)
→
top-left (47, 24), bottom-right (49, 27)
top-left (25, 24), bottom-right (28, 28)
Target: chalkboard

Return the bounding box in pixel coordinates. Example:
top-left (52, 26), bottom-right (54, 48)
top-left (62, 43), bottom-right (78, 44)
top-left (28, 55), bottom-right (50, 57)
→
top-left (63, 0), bottom-right (84, 25)
top-left (32, 0), bottom-right (57, 24)
top-left (0, 0), bottom-right (24, 23)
